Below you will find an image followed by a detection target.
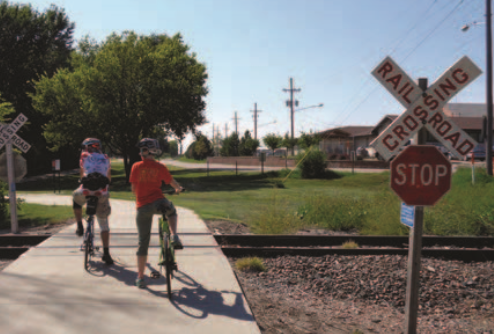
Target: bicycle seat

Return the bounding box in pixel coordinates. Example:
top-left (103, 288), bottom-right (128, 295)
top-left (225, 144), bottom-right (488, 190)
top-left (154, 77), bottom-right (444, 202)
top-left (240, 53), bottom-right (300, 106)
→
top-left (85, 196), bottom-right (99, 216)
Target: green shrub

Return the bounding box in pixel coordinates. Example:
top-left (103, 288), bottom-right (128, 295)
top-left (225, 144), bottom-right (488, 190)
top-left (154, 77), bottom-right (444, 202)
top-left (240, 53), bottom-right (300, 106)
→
top-left (297, 149), bottom-right (326, 179)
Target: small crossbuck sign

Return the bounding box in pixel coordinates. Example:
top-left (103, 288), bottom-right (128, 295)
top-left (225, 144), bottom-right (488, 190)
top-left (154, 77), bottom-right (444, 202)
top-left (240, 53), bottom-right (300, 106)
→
top-left (370, 56), bottom-right (482, 161)
top-left (0, 113), bottom-right (31, 153)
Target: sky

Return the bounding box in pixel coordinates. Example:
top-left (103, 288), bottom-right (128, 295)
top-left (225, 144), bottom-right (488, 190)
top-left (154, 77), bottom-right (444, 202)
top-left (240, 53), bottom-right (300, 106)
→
top-left (23, 0), bottom-right (489, 149)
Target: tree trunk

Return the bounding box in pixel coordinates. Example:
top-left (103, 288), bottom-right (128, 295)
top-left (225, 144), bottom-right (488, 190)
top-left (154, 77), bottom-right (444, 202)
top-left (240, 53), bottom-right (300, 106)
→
top-left (123, 149), bottom-right (141, 183)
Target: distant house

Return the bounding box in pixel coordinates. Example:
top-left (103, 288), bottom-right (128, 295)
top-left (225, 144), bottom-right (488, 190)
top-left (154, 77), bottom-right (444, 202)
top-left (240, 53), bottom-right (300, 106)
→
top-left (318, 115), bottom-right (397, 156)
top-left (317, 103), bottom-right (493, 158)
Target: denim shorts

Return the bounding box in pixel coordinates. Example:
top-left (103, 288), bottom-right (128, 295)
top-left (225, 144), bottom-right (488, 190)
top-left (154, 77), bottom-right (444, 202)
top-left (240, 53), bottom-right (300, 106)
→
top-left (136, 198), bottom-right (176, 256)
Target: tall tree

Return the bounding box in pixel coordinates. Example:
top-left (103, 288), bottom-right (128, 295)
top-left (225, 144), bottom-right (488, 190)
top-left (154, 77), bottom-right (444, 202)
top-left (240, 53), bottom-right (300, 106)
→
top-left (220, 132), bottom-right (240, 157)
top-left (239, 130), bottom-right (259, 156)
top-left (32, 31), bottom-right (208, 180)
top-left (281, 132), bottom-right (298, 156)
top-left (169, 140), bottom-right (178, 157)
top-left (0, 3), bottom-right (75, 175)
top-left (298, 131), bottom-right (322, 149)
top-left (263, 133), bottom-right (282, 155)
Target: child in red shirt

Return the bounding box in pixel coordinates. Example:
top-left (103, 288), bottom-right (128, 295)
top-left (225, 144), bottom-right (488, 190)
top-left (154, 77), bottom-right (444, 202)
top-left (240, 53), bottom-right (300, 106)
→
top-left (129, 138), bottom-right (183, 288)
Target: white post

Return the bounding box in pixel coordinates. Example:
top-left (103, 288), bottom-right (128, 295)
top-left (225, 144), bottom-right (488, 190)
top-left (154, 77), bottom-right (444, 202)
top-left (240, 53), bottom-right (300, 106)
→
top-left (6, 141), bottom-right (18, 234)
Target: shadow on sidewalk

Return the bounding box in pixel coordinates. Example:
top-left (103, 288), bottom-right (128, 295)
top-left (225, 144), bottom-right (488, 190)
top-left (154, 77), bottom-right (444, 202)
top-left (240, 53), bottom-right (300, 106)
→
top-left (146, 269), bottom-right (255, 322)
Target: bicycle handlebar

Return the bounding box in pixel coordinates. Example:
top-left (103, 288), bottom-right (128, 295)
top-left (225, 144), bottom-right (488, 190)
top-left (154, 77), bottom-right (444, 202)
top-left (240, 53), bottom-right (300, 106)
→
top-left (162, 188), bottom-right (186, 195)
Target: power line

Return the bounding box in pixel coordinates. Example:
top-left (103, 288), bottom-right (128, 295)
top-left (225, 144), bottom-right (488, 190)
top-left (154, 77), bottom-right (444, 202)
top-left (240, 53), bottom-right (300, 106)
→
top-left (329, 0), bottom-right (465, 129)
top-left (401, 0), bottom-right (465, 62)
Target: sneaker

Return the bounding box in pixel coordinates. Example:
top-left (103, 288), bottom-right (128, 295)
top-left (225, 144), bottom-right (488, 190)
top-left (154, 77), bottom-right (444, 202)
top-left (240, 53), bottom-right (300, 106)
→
top-left (171, 234), bottom-right (183, 250)
top-left (102, 253), bottom-right (114, 265)
top-left (76, 225), bottom-right (84, 237)
top-left (135, 278), bottom-right (146, 289)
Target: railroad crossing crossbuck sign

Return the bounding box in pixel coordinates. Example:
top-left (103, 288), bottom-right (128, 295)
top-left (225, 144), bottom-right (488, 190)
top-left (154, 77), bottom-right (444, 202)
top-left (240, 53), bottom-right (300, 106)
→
top-left (370, 56), bottom-right (482, 161)
top-left (0, 113), bottom-right (31, 153)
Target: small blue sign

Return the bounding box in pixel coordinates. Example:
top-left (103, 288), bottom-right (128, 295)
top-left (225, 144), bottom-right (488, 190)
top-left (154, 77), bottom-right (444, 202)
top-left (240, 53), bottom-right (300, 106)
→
top-left (400, 202), bottom-right (414, 228)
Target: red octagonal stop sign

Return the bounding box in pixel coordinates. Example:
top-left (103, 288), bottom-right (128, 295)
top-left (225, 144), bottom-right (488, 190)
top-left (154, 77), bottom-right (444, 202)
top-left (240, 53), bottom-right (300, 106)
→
top-left (390, 145), bottom-right (452, 206)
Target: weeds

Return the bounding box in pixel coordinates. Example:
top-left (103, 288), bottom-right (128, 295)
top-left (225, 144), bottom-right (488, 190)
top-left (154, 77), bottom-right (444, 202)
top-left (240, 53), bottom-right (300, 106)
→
top-left (235, 257), bottom-right (266, 272)
top-left (342, 240), bottom-right (359, 249)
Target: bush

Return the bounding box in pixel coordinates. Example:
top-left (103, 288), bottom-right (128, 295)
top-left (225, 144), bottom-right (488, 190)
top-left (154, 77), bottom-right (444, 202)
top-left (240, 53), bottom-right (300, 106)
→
top-left (297, 149), bottom-right (326, 179)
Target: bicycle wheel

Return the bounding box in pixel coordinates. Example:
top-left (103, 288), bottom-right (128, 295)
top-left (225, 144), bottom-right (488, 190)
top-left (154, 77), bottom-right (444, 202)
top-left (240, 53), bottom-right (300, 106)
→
top-left (84, 234), bottom-right (91, 270)
top-left (164, 234), bottom-right (173, 299)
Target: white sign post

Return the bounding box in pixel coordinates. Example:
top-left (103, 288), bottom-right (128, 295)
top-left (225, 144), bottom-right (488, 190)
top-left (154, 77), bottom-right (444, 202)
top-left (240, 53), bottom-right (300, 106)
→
top-left (0, 113), bottom-right (30, 234)
top-left (370, 56), bottom-right (482, 161)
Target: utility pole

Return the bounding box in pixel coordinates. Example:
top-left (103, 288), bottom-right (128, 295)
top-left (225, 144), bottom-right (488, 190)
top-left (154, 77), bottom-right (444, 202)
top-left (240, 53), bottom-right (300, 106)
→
top-left (283, 77), bottom-right (301, 155)
top-left (212, 123), bottom-right (215, 156)
top-left (225, 123), bottom-right (228, 138)
top-left (232, 111), bottom-right (241, 135)
top-left (251, 103), bottom-right (262, 140)
top-left (486, 0), bottom-right (493, 175)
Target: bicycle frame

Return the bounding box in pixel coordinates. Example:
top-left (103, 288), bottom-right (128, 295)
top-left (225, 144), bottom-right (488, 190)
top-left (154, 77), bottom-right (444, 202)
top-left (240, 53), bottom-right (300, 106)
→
top-left (81, 196), bottom-right (99, 271)
top-left (158, 215), bottom-right (177, 298)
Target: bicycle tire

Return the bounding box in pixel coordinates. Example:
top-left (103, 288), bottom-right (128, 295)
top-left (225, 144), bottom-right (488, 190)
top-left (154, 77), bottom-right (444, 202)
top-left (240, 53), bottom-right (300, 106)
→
top-left (84, 234), bottom-right (91, 271)
top-left (165, 234), bottom-right (173, 299)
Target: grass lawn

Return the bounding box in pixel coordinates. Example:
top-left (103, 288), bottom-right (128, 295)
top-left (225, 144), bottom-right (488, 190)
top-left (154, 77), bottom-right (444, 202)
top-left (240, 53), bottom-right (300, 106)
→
top-left (0, 203), bottom-right (74, 230)
top-left (13, 161), bottom-right (494, 236)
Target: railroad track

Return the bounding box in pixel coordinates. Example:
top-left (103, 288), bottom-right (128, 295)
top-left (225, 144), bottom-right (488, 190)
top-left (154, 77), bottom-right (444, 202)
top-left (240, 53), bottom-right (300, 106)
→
top-left (2, 234), bottom-right (494, 262)
top-left (214, 235), bottom-right (494, 262)
top-left (0, 235), bottom-right (50, 259)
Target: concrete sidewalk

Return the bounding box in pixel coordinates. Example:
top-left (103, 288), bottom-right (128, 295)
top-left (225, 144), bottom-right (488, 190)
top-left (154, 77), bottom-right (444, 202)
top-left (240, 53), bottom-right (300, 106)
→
top-left (0, 194), bottom-right (261, 334)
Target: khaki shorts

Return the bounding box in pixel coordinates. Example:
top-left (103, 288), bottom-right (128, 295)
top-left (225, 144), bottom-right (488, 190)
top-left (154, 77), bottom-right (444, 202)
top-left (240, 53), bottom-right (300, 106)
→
top-left (72, 187), bottom-right (111, 232)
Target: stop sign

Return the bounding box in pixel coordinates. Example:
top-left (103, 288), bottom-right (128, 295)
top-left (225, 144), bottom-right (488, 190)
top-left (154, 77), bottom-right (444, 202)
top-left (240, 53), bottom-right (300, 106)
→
top-left (390, 145), bottom-right (451, 206)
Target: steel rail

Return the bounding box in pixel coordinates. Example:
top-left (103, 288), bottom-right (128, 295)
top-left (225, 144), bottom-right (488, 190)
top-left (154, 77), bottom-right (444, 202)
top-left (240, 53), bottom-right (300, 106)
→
top-left (214, 235), bottom-right (494, 249)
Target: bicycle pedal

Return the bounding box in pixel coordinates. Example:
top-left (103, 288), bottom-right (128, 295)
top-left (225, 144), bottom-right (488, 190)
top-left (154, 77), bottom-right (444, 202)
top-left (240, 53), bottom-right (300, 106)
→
top-left (150, 271), bottom-right (160, 279)
top-left (173, 264), bottom-right (178, 271)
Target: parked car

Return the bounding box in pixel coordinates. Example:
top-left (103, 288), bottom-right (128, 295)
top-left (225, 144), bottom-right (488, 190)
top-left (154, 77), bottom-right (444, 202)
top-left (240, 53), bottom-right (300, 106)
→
top-left (465, 143), bottom-right (494, 161)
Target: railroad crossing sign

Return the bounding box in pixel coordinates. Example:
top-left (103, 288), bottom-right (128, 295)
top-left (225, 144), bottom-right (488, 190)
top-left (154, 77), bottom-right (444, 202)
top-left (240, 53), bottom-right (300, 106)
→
top-left (0, 124), bottom-right (31, 153)
top-left (0, 113), bottom-right (29, 150)
top-left (370, 56), bottom-right (482, 161)
top-left (391, 145), bottom-right (452, 206)
top-left (0, 113), bottom-right (30, 234)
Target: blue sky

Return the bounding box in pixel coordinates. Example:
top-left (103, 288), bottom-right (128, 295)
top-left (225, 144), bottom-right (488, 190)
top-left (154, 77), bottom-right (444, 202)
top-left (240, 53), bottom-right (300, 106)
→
top-left (25, 0), bottom-right (488, 148)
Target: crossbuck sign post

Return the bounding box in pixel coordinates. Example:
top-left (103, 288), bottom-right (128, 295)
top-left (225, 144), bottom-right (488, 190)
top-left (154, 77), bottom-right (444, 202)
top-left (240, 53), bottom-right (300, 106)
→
top-left (370, 56), bottom-right (481, 334)
top-left (0, 113), bottom-right (30, 233)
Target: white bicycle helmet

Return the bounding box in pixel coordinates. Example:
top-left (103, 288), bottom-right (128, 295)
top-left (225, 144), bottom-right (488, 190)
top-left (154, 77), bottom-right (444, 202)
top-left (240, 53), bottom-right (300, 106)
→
top-left (136, 138), bottom-right (162, 155)
top-left (82, 138), bottom-right (102, 153)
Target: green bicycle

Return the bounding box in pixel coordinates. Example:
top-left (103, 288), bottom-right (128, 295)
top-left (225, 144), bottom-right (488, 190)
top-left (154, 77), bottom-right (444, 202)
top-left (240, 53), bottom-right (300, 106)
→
top-left (152, 189), bottom-right (184, 299)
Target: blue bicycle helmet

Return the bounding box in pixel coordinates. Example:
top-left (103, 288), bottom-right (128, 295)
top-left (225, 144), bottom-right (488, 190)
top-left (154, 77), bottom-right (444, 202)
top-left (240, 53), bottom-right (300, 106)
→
top-left (136, 138), bottom-right (162, 155)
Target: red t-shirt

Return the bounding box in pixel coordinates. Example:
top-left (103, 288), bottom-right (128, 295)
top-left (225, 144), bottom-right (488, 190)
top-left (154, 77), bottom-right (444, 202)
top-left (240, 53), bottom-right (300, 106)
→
top-left (129, 159), bottom-right (173, 208)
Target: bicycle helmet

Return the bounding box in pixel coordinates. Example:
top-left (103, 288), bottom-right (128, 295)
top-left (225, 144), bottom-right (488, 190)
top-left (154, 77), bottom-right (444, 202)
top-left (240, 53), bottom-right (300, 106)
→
top-left (82, 138), bottom-right (102, 153)
top-left (136, 138), bottom-right (162, 155)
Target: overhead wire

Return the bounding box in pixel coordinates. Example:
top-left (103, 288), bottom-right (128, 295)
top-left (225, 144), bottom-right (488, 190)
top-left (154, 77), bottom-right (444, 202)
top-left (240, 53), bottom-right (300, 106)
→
top-left (330, 0), bottom-right (466, 129)
top-left (330, 0), bottom-right (440, 126)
